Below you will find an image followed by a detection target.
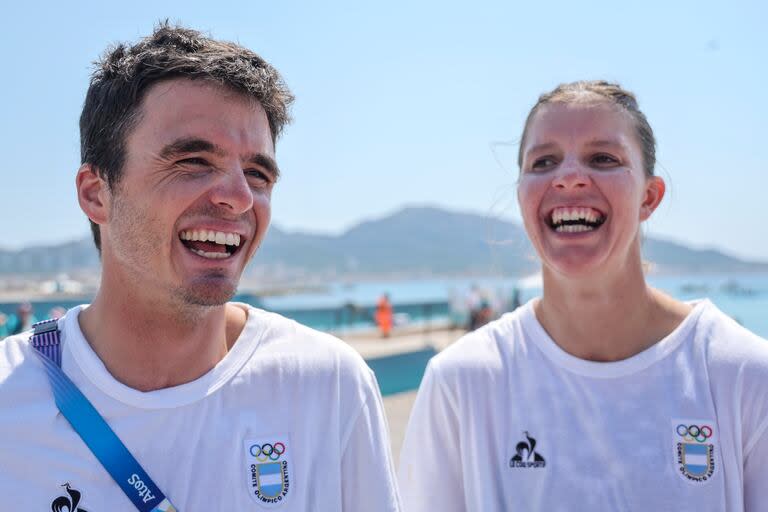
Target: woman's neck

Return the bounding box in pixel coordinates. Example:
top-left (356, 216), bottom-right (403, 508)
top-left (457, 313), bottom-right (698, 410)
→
top-left (535, 262), bottom-right (692, 362)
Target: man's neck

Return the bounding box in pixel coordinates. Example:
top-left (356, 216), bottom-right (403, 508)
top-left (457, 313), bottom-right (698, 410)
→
top-left (535, 259), bottom-right (692, 362)
top-left (78, 287), bottom-right (246, 392)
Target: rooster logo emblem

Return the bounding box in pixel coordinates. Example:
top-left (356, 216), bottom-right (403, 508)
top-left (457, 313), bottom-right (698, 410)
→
top-left (509, 431), bottom-right (546, 468)
top-left (51, 483), bottom-right (89, 512)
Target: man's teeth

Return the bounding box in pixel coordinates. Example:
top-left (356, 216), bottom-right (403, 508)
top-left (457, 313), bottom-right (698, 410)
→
top-left (189, 248), bottom-right (231, 259)
top-left (179, 229), bottom-right (241, 247)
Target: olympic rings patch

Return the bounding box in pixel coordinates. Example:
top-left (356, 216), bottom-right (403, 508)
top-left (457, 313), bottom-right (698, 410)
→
top-left (244, 435), bottom-right (292, 507)
top-left (250, 442), bottom-right (287, 462)
top-left (675, 424), bottom-right (714, 443)
top-left (672, 418), bottom-right (717, 484)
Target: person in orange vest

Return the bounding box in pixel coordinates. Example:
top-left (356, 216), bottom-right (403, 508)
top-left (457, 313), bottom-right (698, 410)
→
top-left (375, 294), bottom-right (394, 338)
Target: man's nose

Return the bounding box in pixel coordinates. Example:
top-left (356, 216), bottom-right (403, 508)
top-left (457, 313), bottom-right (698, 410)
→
top-left (210, 166), bottom-right (254, 214)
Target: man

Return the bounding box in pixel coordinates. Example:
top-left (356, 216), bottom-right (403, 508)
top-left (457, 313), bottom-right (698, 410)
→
top-left (0, 24), bottom-right (401, 510)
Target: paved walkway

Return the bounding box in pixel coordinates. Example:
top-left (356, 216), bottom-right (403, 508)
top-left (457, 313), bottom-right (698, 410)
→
top-left (339, 326), bottom-right (466, 466)
top-left (342, 326), bottom-right (463, 359)
top-left (381, 390), bottom-right (417, 468)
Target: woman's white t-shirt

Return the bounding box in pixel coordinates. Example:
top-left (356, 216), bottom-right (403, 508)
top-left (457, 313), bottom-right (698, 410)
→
top-left (399, 299), bottom-right (768, 511)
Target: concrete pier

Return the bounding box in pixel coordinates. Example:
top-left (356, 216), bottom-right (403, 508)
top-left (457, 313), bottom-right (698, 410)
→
top-left (341, 327), bottom-right (464, 466)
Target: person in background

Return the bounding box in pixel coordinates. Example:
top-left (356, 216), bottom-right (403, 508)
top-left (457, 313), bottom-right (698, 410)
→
top-left (375, 294), bottom-right (394, 338)
top-left (0, 23), bottom-right (401, 511)
top-left (9, 302), bottom-right (36, 335)
top-left (465, 284), bottom-right (482, 330)
top-left (472, 296), bottom-right (494, 329)
top-left (399, 80), bottom-right (768, 510)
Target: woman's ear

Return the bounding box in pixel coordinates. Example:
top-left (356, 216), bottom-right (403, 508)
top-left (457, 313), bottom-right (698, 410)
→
top-left (640, 175), bottom-right (665, 221)
top-left (76, 164), bottom-right (110, 225)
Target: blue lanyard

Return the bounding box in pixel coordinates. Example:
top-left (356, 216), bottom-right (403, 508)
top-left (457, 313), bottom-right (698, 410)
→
top-left (30, 319), bottom-right (178, 512)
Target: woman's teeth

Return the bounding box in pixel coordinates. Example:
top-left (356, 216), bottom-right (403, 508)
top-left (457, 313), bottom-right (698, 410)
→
top-left (550, 207), bottom-right (605, 232)
top-left (555, 224), bottom-right (595, 233)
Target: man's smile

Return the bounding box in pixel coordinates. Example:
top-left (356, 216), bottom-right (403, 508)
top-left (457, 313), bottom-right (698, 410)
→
top-left (179, 229), bottom-right (246, 260)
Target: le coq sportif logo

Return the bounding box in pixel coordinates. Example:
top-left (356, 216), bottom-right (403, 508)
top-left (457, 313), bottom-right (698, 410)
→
top-left (51, 483), bottom-right (89, 512)
top-left (509, 431), bottom-right (546, 468)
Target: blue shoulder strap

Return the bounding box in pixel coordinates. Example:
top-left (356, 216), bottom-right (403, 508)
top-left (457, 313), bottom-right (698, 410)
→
top-left (30, 319), bottom-right (178, 512)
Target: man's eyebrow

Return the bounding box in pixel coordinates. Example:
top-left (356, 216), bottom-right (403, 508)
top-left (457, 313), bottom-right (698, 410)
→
top-left (159, 138), bottom-right (226, 160)
top-left (245, 153), bottom-right (281, 180)
top-left (159, 138), bottom-right (280, 178)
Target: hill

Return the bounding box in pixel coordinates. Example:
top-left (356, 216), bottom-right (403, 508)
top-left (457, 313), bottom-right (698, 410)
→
top-left (1, 206), bottom-right (766, 279)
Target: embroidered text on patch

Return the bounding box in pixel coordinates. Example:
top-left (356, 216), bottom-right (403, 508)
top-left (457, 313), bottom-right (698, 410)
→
top-left (245, 436), bottom-right (292, 507)
top-left (673, 420), bottom-right (716, 483)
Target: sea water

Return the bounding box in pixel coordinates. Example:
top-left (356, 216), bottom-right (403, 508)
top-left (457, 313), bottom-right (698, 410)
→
top-left (2, 273), bottom-right (766, 396)
top-left (2, 273), bottom-right (766, 336)
top-left (260, 272), bottom-right (768, 338)
top-left (356, 272), bottom-right (768, 394)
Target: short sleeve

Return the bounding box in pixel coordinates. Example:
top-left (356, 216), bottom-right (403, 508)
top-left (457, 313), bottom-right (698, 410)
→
top-left (341, 371), bottom-right (402, 512)
top-left (744, 418), bottom-right (768, 512)
top-left (398, 361), bottom-right (465, 512)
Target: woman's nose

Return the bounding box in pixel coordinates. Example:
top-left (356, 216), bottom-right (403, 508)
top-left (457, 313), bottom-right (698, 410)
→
top-left (552, 161), bottom-right (590, 190)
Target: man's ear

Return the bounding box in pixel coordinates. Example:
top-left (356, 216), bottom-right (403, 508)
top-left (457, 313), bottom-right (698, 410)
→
top-left (639, 175), bottom-right (665, 221)
top-left (76, 164), bottom-right (110, 225)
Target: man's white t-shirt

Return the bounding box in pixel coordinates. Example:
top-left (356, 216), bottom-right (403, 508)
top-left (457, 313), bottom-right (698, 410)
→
top-left (399, 299), bottom-right (768, 511)
top-left (0, 304), bottom-right (401, 511)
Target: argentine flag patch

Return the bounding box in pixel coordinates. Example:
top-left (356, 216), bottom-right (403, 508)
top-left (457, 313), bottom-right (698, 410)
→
top-left (672, 419), bottom-right (717, 483)
top-left (244, 434), bottom-right (293, 507)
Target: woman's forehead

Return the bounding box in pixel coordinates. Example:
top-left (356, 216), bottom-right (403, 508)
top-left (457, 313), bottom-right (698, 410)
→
top-left (524, 102), bottom-right (636, 148)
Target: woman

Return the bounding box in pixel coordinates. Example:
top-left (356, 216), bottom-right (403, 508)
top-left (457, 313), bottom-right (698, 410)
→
top-left (398, 81), bottom-right (768, 510)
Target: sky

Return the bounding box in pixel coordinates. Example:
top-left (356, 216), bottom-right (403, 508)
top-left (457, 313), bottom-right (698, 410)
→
top-left (2, 0), bottom-right (766, 260)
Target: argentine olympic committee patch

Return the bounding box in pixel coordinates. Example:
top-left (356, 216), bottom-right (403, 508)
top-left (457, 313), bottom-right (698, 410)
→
top-left (672, 419), bottom-right (717, 483)
top-left (244, 435), bottom-right (293, 507)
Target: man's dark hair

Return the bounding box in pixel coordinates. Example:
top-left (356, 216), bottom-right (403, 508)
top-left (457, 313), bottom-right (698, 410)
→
top-left (80, 22), bottom-right (294, 251)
